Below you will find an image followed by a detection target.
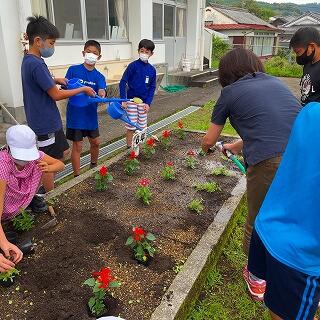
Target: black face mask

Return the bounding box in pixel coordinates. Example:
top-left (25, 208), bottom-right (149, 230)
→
top-left (296, 47), bottom-right (315, 66)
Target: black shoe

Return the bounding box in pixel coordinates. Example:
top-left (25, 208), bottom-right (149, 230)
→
top-left (90, 162), bottom-right (97, 169)
top-left (28, 195), bottom-right (48, 214)
top-left (36, 185), bottom-right (46, 196)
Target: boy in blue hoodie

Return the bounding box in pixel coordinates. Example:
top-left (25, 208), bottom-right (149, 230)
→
top-left (119, 39), bottom-right (156, 147)
top-left (65, 40), bottom-right (107, 177)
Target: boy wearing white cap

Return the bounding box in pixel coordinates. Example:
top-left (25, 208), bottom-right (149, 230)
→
top-left (0, 125), bottom-right (64, 272)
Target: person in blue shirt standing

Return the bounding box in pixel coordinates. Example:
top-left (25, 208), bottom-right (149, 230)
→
top-left (65, 40), bottom-right (107, 177)
top-left (21, 16), bottom-right (95, 192)
top-left (248, 102), bottom-right (320, 320)
top-left (119, 39), bottom-right (156, 148)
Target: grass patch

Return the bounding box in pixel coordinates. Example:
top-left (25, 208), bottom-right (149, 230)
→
top-left (264, 56), bottom-right (302, 78)
top-left (188, 207), bottom-right (320, 320)
top-left (188, 209), bottom-right (271, 320)
top-left (181, 100), bottom-right (238, 136)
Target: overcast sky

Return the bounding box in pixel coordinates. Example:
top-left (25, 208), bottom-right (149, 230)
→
top-left (260, 0), bottom-right (319, 3)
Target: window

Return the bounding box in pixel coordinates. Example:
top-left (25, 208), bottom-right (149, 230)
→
top-left (176, 8), bottom-right (186, 37)
top-left (153, 3), bottom-right (163, 40)
top-left (164, 5), bottom-right (175, 37)
top-left (85, 0), bottom-right (108, 39)
top-left (52, 0), bottom-right (83, 39)
top-left (108, 0), bottom-right (128, 39)
top-left (32, 0), bottom-right (128, 41)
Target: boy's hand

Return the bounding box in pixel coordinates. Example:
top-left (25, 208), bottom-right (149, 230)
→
top-left (143, 104), bottom-right (150, 113)
top-left (55, 78), bottom-right (68, 86)
top-left (82, 86), bottom-right (96, 97)
top-left (98, 89), bottom-right (106, 98)
top-left (122, 102), bottom-right (128, 109)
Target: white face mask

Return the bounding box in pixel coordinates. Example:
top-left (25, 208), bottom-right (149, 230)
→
top-left (14, 159), bottom-right (29, 167)
top-left (139, 53), bottom-right (149, 62)
top-left (84, 52), bottom-right (98, 65)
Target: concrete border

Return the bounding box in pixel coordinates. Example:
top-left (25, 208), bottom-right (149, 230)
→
top-left (150, 176), bottom-right (247, 320)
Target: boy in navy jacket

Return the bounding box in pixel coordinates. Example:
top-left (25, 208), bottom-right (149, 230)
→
top-left (119, 39), bottom-right (156, 147)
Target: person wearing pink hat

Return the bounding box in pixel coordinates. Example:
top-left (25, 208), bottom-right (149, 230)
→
top-left (0, 125), bottom-right (64, 272)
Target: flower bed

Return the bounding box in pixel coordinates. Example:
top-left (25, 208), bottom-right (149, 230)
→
top-left (0, 132), bottom-right (241, 320)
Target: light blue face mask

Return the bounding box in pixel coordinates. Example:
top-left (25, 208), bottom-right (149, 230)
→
top-left (40, 39), bottom-right (55, 58)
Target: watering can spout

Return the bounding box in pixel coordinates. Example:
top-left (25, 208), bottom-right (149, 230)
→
top-left (107, 102), bottom-right (143, 131)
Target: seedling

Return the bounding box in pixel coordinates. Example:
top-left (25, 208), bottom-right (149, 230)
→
top-left (12, 209), bottom-right (34, 232)
top-left (185, 150), bottom-right (197, 169)
top-left (161, 162), bottom-right (176, 181)
top-left (0, 268), bottom-right (20, 286)
top-left (173, 259), bottom-right (186, 274)
top-left (136, 178), bottom-right (152, 205)
top-left (194, 182), bottom-right (221, 193)
top-left (95, 166), bottom-right (113, 191)
top-left (212, 167), bottom-right (231, 177)
top-left (142, 138), bottom-right (156, 159)
top-left (175, 120), bottom-right (186, 140)
top-left (187, 198), bottom-right (204, 214)
top-left (124, 151), bottom-right (140, 176)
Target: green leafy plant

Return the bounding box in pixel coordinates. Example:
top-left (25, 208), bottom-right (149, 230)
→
top-left (142, 138), bottom-right (156, 159)
top-left (83, 267), bottom-right (121, 317)
top-left (12, 209), bottom-right (34, 232)
top-left (159, 130), bottom-right (171, 150)
top-left (47, 197), bottom-right (58, 206)
top-left (198, 149), bottom-right (206, 157)
top-left (185, 150), bottom-right (198, 169)
top-left (0, 268), bottom-right (20, 284)
top-left (188, 198), bottom-right (204, 214)
top-left (136, 178), bottom-right (152, 205)
top-left (194, 182), bottom-right (221, 193)
top-left (212, 167), bottom-right (231, 177)
top-left (124, 151), bottom-right (140, 176)
top-left (161, 162), bottom-right (176, 181)
top-left (175, 120), bottom-right (186, 140)
top-left (173, 259), bottom-right (186, 274)
top-left (125, 227), bottom-right (156, 263)
top-left (95, 166), bottom-right (113, 191)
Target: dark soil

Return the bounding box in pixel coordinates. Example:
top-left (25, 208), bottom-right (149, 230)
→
top-left (0, 132), bottom-right (241, 320)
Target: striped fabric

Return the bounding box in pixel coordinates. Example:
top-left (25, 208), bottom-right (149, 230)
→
top-left (125, 104), bottom-right (148, 130)
top-left (0, 151), bottom-right (43, 221)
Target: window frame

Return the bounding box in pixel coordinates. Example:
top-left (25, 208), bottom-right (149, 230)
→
top-left (45, 0), bottom-right (129, 44)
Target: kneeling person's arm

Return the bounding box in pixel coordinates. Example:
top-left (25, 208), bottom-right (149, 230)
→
top-left (37, 154), bottom-right (65, 173)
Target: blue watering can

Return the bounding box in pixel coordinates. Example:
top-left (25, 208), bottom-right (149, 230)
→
top-left (67, 78), bottom-right (131, 107)
top-left (107, 102), bottom-right (143, 131)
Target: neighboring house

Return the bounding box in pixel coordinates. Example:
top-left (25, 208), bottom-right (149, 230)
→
top-left (0, 0), bottom-right (205, 124)
top-left (279, 12), bottom-right (320, 47)
top-left (205, 4), bottom-right (279, 57)
top-left (270, 16), bottom-right (297, 28)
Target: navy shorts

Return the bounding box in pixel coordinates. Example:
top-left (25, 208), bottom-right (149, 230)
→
top-left (66, 128), bottom-right (100, 142)
top-left (248, 228), bottom-right (320, 320)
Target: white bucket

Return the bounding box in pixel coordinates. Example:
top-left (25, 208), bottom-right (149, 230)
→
top-left (181, 58), bottom-right (191, 72)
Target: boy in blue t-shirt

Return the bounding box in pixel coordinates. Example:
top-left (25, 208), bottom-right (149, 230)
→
top-left (21, 16), bottom-right (95, 192)
top-left (119, 39), bottom-right (156, 148)
top-left (65, 40), bottom-right (106, 177)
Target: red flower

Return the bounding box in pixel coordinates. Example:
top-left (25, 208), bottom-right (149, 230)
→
top-left (99, 166), bottom-right (108, 176)
top-left (92, 267), bottom-right (114, 289)
top-left (187, 150), bottom-right (196, 157)
top-left (178, 121), bottom-right (183, 129)
top-left (133, 227), bottom-right (146, 241)
top-left (146, 138), bottom-right (155, 147)
top-left (162, 130), bottom-right (171, 138)
top-left (139, 178), bottom-right (150, 187)
top-left (129, 151), bottom-right (137, 159)
top-left (166, 161), bottom-right (174, 167)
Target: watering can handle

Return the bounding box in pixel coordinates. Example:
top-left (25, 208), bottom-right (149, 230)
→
top-left (88, 97), bottom-right (132, 104)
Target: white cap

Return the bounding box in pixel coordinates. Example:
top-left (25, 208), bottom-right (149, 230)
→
top-left (6, 125), bottom-right (40, 161)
